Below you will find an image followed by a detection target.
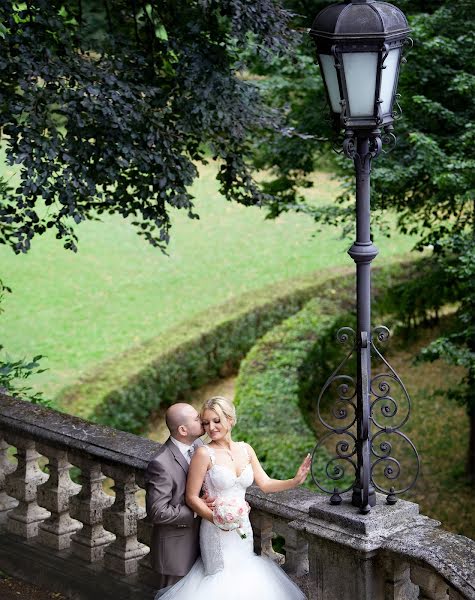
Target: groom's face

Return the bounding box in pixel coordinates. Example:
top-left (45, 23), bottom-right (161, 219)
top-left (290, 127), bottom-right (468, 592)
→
top-left (185, 407), bottom-right (205, 439)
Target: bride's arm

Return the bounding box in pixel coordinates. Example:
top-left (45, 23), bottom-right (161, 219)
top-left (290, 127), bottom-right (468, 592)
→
top-left (247, 444), bottom-right (311, 494)
top-left (185, 446), bottom-right (214, 523)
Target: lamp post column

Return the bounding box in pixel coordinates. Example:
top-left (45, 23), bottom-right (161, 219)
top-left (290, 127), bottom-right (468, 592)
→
top-left (346, 131), bottom-right (382, 512)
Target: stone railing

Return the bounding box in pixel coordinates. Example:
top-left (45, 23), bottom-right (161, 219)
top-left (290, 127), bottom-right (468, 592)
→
top-left (1, 394), bottom-right (474, 600)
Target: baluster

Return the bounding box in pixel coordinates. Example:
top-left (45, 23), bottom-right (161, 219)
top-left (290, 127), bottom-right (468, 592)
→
top-left (3, 434), bottom-right (49, 538)
top-left (383, 558), bottom-right (418, 600)
top-left (281, 527), bottom-right (309, 577)
top-left (0, 436), bottom-right (17, 512)
top-left (411, 566), bottom-right (449, 600)
top-left (249, 509), bottom-right (284, 565)
top-left (36, 443), bottom-right (82, 550)
top-left (69, 456), bottom-right (115, 562)
top-left (102, 465), bottom-right (149, 576)
top-left (136, 473), bottom-right (155, 585)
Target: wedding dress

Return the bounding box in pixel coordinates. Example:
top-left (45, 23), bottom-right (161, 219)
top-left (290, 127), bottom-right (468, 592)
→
top-left (156, 443), bottom-right (306, 600)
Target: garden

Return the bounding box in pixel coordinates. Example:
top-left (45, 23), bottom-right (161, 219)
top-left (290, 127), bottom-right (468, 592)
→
top-left (0, 0), bottom-right (473, 556)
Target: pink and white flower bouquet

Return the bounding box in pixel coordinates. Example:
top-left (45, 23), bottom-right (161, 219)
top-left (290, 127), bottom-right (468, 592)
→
top-left (212, 497), bottom-right (249, 539)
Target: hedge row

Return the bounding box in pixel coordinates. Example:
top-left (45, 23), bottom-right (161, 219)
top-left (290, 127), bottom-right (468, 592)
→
top-left (233, 304), bottom-right (352, 481)
top-left (58, 266), bottom-right (360, 433)
top-left (232, 261), bottom-right (414, 481)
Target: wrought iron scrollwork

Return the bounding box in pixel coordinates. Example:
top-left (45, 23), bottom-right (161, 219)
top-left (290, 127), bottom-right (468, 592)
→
top-left (369, 326), bottom-right (420, 496)
top-left (382, 126), bottom-right (397, 153)
top-left (311, 324), bottom-right (420, 506)
top-left (343, 130), bottom-right (383, 163)
top-left (311, 327), bottom-right (357, 498)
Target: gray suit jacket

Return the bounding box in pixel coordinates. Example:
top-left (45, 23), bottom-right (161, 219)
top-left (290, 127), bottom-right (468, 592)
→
top-left (145, 437), bottom-right (202, 577)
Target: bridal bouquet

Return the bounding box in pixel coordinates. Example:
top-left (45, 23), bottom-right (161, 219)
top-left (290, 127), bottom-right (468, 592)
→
top-left (212, 497), bottom-right (249, 539)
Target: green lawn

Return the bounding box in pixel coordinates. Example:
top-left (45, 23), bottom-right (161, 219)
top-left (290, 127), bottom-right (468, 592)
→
top-left (0, 161), bottom-right (414, 399)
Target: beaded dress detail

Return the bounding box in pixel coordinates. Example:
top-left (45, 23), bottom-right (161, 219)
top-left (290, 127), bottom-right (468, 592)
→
top-left (157, 443), bottom-right (305, 600)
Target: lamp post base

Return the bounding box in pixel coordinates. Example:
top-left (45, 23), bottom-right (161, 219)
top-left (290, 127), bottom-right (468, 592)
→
top-left (351, 484), bottom-right (376, 512)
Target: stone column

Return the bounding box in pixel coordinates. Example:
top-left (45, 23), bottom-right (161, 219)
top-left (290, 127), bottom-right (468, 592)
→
top-left (281, 526), bottom-right (309, 577)
top-left (411, 566), bottom-right (449, 600)
top-left (69, 456), bottom-right (115, 562)
top-left (0, 436), bottom-right (17, 512)
top-left (4, 434), bottom-right (49, 538)
top-left (382, 557), bottom-right (418, 600)
top-left (136, 472), bottom-right (156, 586)
top-left (102, 464), bottom-right (149, 576)
top-left (36, 443), bottom-right (82, 550)
top-left (291, 492), bottom-right (425, 600)
top-left (308, 535), bottom-right (384, 600)
top-left (250, 509), bottom-right (284, 565)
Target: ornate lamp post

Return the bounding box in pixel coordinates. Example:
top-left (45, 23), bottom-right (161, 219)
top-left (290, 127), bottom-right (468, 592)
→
top-left (309, 0), bottom-right (419, 514)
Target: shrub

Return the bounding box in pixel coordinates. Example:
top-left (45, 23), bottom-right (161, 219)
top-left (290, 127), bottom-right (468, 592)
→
top-left (233, 261), bottom-right (415, 480)
top-left (58, 267), bottom-right (354, 432)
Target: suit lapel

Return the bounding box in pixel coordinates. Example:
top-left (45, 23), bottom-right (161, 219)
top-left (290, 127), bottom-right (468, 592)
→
top-left (166, 437), bottom-right (189, 474)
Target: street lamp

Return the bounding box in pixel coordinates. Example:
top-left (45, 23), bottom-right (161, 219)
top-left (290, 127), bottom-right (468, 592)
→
top-left (308, 0), bottom-right (419, 514)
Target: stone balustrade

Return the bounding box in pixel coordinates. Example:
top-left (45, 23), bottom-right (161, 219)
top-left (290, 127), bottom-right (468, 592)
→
top-left (0, 393), bottom-right (474, 600)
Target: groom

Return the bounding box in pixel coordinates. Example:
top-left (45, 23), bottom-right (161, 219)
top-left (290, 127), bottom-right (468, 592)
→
top-left (145, 403), bottom-right (205, 590)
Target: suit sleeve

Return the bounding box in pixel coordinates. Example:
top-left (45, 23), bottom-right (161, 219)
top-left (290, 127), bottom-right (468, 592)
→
top-left (145, 458), bottom-right (195, 526)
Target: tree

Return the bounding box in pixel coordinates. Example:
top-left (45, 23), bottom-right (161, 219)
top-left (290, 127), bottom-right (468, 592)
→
top-left (0, 0), bottom-right (294, 254)
top-left (249, 0), bottom-right (475, 481)
top-left (0, 0), bottom-right (294, 399)
top-left (248, 1), bottom-right (474, 236)
top-left (418, 235), bottom-right (475, 483)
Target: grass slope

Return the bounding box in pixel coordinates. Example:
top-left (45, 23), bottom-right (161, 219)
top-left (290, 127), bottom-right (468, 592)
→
top-left (0, 162), bottom-right (413, 399)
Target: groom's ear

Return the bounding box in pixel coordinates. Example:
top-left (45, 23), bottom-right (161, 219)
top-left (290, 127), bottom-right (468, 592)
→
top-left (177, 424), bottom-right (187, 436)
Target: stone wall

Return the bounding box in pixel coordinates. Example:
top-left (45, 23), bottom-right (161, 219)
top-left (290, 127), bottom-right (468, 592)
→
top-left (0, 394), bottom-right (474, 600)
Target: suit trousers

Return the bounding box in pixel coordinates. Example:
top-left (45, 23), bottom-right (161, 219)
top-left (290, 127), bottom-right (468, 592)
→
top-left (158, 573), bottom-right (183, 590)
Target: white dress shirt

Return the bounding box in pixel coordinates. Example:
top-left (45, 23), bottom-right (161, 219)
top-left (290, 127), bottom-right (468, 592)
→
top-left (170, 437), bottom-right (193, 463)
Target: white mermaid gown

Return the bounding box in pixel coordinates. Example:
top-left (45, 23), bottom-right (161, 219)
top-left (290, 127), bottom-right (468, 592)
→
top-left (157, 444), bottom-right (306, 600)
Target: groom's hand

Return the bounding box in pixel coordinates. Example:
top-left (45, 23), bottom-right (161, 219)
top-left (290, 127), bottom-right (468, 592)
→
top-left (202, 492), bottom-right (216, 509)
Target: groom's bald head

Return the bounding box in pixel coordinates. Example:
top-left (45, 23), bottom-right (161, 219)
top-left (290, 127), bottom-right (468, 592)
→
top-left (166, 403), bottom-right (204, 443)
top-left (166, 403), bottom-right (193, 434)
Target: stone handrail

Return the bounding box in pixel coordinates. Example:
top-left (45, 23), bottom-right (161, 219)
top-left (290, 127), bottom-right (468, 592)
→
top-left (1, 394), bottom-right (474, 600)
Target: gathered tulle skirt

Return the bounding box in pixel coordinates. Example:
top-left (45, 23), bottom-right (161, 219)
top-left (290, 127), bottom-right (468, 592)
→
top-left (156, 550), bottom-right (306, 600)
top-left (156, 518), bottom-right (305, 600)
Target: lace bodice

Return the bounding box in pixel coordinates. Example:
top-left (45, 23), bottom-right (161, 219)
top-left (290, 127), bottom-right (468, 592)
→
top-left (199, 443), bottom-right (254, 576)
top-left (204, 444), bottom-right (254, 501)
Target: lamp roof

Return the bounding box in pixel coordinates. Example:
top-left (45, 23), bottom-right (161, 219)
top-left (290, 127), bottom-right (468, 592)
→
top-left (310, 1), bottom-right (410, 41)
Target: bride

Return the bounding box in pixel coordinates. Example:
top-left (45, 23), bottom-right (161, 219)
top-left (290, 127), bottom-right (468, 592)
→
top-left (157, 396), bottom-right (310, 600)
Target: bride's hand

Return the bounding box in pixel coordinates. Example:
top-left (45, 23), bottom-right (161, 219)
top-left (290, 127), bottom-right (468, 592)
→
top-left (293, 454), bottom-right (311, 486)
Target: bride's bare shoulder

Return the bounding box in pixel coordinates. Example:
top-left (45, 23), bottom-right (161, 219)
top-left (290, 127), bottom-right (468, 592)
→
top-left (193, 445), bottom-right (211, 458)
top-left (237, 441), bottom-right (255, 457)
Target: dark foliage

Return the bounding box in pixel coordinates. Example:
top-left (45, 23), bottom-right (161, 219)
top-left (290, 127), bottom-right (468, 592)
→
top-left (249, 1), bottom-right (474, 249)
top-left (0, 0), bottom-right (293, 253)
top-left (418, 234), bottom-right (475, 481)
top-left (0, 0), bottom-right (294, 402)
top-left (248, 0), bottom-right (475, 481)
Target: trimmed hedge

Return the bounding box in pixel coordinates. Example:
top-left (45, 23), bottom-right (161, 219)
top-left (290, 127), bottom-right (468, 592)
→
top-left (233, 302), bottom-right (351, 481)
top-left (233, 261), bottom-right (414, 480)
top-left (58, 266), bottom-right (358, 432)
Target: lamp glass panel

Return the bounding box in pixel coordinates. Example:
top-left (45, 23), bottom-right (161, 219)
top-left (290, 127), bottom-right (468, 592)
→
top-left (342, 52), bottom-right (378, 117)
top-left (319, 54), bottom-right (342, 114)
top-left (380, 48), bottom-right (401, 115)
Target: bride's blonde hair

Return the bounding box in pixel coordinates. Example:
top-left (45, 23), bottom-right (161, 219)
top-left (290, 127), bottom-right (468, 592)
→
top-left (201, 396), bottom-right (236, 428)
